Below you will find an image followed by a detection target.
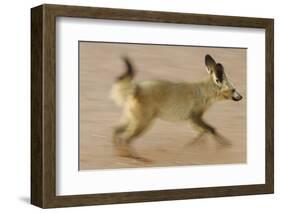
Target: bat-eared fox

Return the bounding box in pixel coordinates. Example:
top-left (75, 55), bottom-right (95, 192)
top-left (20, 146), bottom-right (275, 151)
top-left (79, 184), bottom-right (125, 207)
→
top-left (111, 54), bottom-right (243, 160)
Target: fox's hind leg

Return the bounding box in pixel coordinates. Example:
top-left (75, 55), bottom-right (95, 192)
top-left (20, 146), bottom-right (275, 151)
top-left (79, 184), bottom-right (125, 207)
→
top-left (117, 118), bottom-right (154, 160)
top-left (113, 121), bottom-right (153, 161)
top-left (112, 102), bottom-right (155, 161)
top-left (112, 123), bottom-right (128, 146)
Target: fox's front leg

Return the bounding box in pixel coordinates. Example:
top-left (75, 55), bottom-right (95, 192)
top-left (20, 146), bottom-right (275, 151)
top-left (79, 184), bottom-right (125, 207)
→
top-left (189, 115), bottom-right (231, 145)
top-left (186, 114), bottom-right (216, 145)
top-left (190, 115), bottom-right (216, 135)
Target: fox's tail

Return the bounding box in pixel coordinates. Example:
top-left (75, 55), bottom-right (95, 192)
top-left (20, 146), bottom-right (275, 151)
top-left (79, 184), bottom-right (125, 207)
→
top-left (110, 57), bottom-right (136, 106)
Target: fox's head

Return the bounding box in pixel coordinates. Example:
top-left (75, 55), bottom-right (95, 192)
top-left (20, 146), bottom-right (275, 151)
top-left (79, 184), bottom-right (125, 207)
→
top-left (205, 54), bottom-right (243, 102)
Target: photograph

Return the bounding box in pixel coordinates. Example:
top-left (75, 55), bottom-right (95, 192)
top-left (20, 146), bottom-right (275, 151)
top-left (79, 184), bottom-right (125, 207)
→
top-left (79, 42), bottom-right (247, 170)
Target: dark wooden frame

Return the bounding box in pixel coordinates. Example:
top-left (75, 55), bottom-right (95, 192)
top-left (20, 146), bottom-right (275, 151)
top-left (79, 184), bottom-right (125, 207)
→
top-left (31, 4), bottom-right (274, 208)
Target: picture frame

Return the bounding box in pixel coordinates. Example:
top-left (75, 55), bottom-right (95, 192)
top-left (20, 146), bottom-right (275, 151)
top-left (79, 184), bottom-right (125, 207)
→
top-left (31, 4), bottom-right (274, 208)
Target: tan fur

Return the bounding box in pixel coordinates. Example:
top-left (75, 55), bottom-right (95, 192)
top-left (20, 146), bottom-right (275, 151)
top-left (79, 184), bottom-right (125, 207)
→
top-left (111, 55), bottom-right (242, 159)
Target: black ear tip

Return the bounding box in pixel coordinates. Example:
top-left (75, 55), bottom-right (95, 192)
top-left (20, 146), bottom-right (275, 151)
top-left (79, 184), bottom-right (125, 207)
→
top-left (205, 54), bottom-right (214, 62)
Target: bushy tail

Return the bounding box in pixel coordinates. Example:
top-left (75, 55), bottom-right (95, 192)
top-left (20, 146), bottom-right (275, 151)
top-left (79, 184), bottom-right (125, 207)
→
top-left (110, 57), bottom-right (136, 106)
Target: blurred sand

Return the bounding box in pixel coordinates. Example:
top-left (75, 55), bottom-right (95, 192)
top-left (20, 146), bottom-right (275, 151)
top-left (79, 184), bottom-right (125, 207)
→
top-left (79, 42), bottom-right (247, 170)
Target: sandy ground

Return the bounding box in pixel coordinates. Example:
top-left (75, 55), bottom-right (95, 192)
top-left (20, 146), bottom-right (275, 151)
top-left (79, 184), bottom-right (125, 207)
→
top-left (79, 42), bottom-right (247, 170)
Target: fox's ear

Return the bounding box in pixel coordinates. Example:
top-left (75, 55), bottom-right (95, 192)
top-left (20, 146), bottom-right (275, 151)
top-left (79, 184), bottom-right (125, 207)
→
top-left (205, 54), bottom-right (216, 73)
top-left (213, 63), bottom-right (225, 85)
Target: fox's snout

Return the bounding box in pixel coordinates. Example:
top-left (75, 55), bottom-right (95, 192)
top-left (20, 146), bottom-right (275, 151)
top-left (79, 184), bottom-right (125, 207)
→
top-left (232, 90), bottom-right (243, 101)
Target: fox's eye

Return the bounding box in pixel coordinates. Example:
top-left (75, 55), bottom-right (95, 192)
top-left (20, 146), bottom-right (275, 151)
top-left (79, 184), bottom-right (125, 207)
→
top-left (231, 89), bottom-right (235, 93)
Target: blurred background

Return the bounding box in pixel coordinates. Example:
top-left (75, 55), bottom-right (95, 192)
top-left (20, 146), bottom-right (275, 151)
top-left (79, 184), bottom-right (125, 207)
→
top-left (79, 42), bottom-right (246, 170)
